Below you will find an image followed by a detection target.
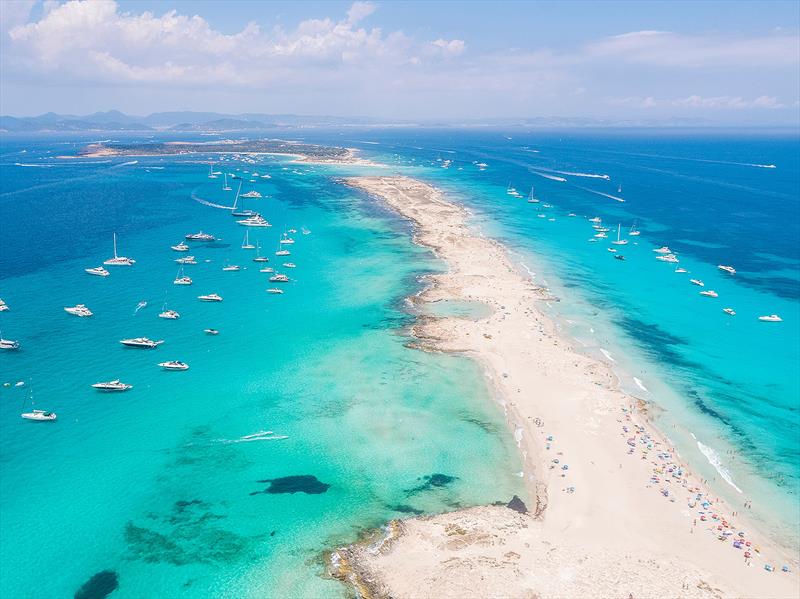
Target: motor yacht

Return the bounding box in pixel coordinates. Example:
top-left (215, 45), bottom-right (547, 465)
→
top-left (0, 299), bottom-right (9, 312)
top-left (282, 262), bottom-right (296, 268)
top-left (700, 290), bottom-right (719, 298)
top-left (266, 288), bottom-right (284, 294)
top-left (222, 265), bottom-right (241, 271)
top-left (269, 274), bottom-right (289, 283)
top-left (91, 379), bottom-right (133, 391)
top-left (64, 304), bottom-right (93, 317)
top-left (204, 328), bottom-right (220, 335)
top-left (174, 276), bottom-right (192, 285)
top-left (607, 247), bottom-right (617, 253)
top-left (237, 215), bottom-right (271, 227)
top-left (589, 217), bottom-right (602, 223)
top-left (171, 242), bottom-right (190, 252)
top-left (21, 409), bottom-right (57, 421)
top-left (690, 279), bottom-right (704, 287)
top-left (614, 255), bottom-right (625, 261)
top-left (758, 314), bottom-right (782, 322)
top-left (723, 308), bottom-right (736, 316)
top-left (119, 337), bottom-right (163, 349)
top-left (0, 337), bottom-right (20, 350)
top-left (259, 267), bottom-right (274, 273)
top-left (288, 228), bottom-right (298, 234)
top-left (185, 232), bottom-right (216, 241)
top-left (175, 256), bottom-right (197, 265)
top-left (104, 233), bottom-right (135, 266)
top-left (158, 361), bottom-right (189, 371)
top-left (241, 191), bottom-right (262, 199)
top-left (85, 266), bottom-right (110, 277)
top-left (158, 310), bottom-right (180, 320)
top-left (675, 267), bottom-right (688, 273)
top-left (275, 248), bottom-right (291, 256)
top-left (653, 246), bottom-right (672, 254)
top-left (655, 254), bottom-right (679, 263)
top-left (718, 265), bottom-right (736, 275)
top-left (198, 294), bottom-right (223, 302)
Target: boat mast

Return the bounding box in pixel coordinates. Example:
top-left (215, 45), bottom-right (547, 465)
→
top-left (231, 180), bottom-right (242, 211)
top-left (113, 233), bottom-right (118, 259)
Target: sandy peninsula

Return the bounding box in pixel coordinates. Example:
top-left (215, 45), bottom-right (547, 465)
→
top-left (330, 176), bottom-right (799, 599)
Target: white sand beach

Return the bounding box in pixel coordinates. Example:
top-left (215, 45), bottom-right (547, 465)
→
top-left (331, 176), bottom-right (799, 599)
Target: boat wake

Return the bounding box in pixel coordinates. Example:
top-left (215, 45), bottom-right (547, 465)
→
top-left (111, 160), bottom-right (139, 168)
top-left (529, 170), bottom-right (567, 182)
top-left (694, 436), bottom-right (743, 493)
top-left (574, 184), bottom-right (625, 202)
top-left (553, 170), bottom-right (610, 179)
top-left (15, 163), bottom-right (56, 168)
top-left (190, 192), bottom-right (235, 210)
top-left (218, 430), bottom-right (289, 444)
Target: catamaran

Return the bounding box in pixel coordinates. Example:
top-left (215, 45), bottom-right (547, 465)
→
top-left (64, 304), bottom-right (93, 317)
top-left (119, 337), bottom-right (163, 348)
top-left (91, 379), bottom-right (133, 391)
top-left (104, 233), bottom-right (135, 266)
top-left (174, 265), bottom-right (192, 285)
top-left (611, 224), bottom-right (628, 246)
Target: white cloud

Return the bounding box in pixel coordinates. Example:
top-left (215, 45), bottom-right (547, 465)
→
top-left (346, 1), bottom-right (376, 25)
top-left (609, 94), bottom-right (787, 110)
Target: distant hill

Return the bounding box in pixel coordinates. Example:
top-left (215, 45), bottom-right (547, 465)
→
top-left (168, 118), bottom-right (275, 131)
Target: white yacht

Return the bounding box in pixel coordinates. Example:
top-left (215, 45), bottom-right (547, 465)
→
top-left (527, 186), bottom-right (539, 203)
top-left (119, 337), bottom-right (163, 349)
top-left (198, 293), bottom-right (223, 302)
top-left (204, 328), bottom-right (220, 335)
top-left (175, 256), bottom-right (197, 265)
top-left (0, 299), bottom-right (8, 312)
top-left (288, 228), bottom-right (298, 234)
top-left (700, 290), bottom-right (719, 298)
top-left (266, 288), bottom-right (284, 294)
top-left (589, 217), bottom-right (602, 223)
top-left (593, 232), bottom-right (608, 238)
top-left (0, 336), bottom-right (20, 350)
top-left (158, 309), bottom-right (180, 320)
top-left (279, 233), bottom-right (295, 245)
top-left (718, 265), bottom-right (736, 275)
top-left (91, 379), bottom-right (133, 391)
top-left (611, 224), bottom-right (628, 246)
top-left (653, 246), bottom-right (672, 254)
top-left (282, 262), bottom-right (296, 268)
top-left (656, 254), bottom-right (679, 263)
top-left (690, 279), bottom-right (704, 287)
top-left (104, 233), bottom-right (135, 266)
top-left (723, 308), bottom-right (736, 316)
top-left (269, 273), bottom-right (289, 283)
top-left (275, 247), bottom-right (291, 256)
top-left (241, 191), bottom-right (262, 199)
top-left (158, 361), bottom-right (189, 371)
top-left (629, 223), bottom-right (641, 236)
top-left (185, 231), bottom-right (216, 241)
top-left (174, 276), bottom-right (192, 285)
top-left (64, 304), bottom-right (93, 317)
top-left (301, 227), bottom-right (311, 235)
top-left (758, 314), bottom-right (783, 322)
top-left (237, 215), bottom-right (271, 227)
top-left (259, 266), bottom-right (274, 273)
top-left (675, 267), bottom-right (688, 273)
top-left (171, 242), bottom-right (190, 252)
top-left (222, 264), bottom-right (241, 272)
top-left (21, 409), bottom-right (57, 421)
top-left (241, 230), bottom-right (256, 250)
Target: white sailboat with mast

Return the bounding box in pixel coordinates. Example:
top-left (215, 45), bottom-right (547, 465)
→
top-left (103, 233), bottom-right (135, 266)
top-left (611, 224), bottom-right (628, 245)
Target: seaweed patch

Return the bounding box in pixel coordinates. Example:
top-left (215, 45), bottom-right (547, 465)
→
top-left (74, 570), bottom-right (119, 599)
top-left (250, 475), bottom-right (331, 495)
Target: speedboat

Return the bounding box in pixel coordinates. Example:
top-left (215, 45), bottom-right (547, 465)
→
top-left (723, 308), bottom-right (736, 316)
top-left (653, 246), bottom-right (672, 254)
top-left (198, 293), bottom-right (223, 302)
top-left (64, 304), bottom-right (93, 317)
top-left (614, 255), bottom-right (625, 261)
top-left (85, 266), bottom-right (110, 277)
top-left (275, 248), bottom-right (291, 256)
top-left (91, 379), bottom-right (133, 391)
top-left (269, 274), bottom-right (289, 283)
top-left (174, 276), bottom-right (193, 285)
top-left (104, 233), bottom-right (135, 266)
top-left (655, 254), bottom-right (679, 263)
top-left (607, 247), bottom-right (617, 253)
top-left (282, 262), bottom-right (296, 268)
top-left (158, 361), bottom-right (189, 371)
top-left (222, 265), bottom-right (240, 271)
top-left (718, 265), bottom-right (736, 275)
top-left (171, 242), bottom-right (190, 252)
top-left (589, 217), bottom-right (602, 223)
top-left (204, 328), bottom-right (219, 335)
top-left (119, 337), bottom-right (163, 349)
top-left (185, 232), bottom-right (216, 241)
top-left (21, 409), bottom-right (57, 421)
top-left (675, 267), bottom-right (688, 273)
top-left (266, 288), bottom-right (284, 294)
top-left (0, 299), bottom-right (9, 312)
top-left (758, 314), bottom-right (782, 322)
top-left (175, 256), bottom-right (196, 265)
top-left (158, 310), bottom-right (180, 320)
top-left (0, 337), bottom-right (20, 350)
top-left (259, 267), bottom-right (274, 273)
top-left (690, 279), bottom-right (704, 287)
top-left (700, 290), bottom-right (718, 298)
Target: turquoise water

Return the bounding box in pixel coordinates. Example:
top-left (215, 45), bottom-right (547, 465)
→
top-left (0, 137), bottom-right (524, 597)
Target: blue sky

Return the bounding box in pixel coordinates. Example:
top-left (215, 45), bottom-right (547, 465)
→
top-left (1, 0), bottom-right (798, 123)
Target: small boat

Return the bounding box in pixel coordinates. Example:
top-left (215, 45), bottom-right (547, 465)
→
top-left (758, 314), bottom-right (782, 322)
top-left (185, 231), bottom-right (216, 241)
top-left (237, 215), bottom-right (271, 227)
top-left (158, 309), bottom-right (180, 320)
top-left (0, 299), bottom-right (9, 312)
top-left (259, 267), bottom-right (274, 273)
top-left (222, 173), bottom-right (232, 191)
top-left (175, 256), bottom-right (196, 265)
top-left (241, 230), bottom-right (256, 250)
top-left (241, 191), bottom-right (262, 199)
top-left (700, 290), bottom-right (719, 298)
top-left (593, 232), bottom-right (607, 238)
top-left (279, 232), bottom-right (295, 245)
top-left (607, 247), bottom-right (617, 253)
top-left (198, 293), bottom-right (223, 302)
top-left (614, 255), bottom-right (625, 261)
top-left (288, 228), bottom-right (298, 234)
top-left (222, 264), bottom-right (240, 272)
top-left (301, 227), bottom-right (311, 235)
top-left (568, 213), bottom-right (577, 217)
top-left (120, 337), bottom-right (163, 349)
top-left (269, 274), bottom-right (289, 283)
top-left (266, 288), bottom-right (284, 294)
top-left (611, 224), bottom-right (628, 246)
top-left (654, 246), bottom-right (672, 254)
top-left (21, 409), bottom-right (56, 421)
top-left (527, 186), bottom-right (539, 203)
top-left (718, 265), bottom-right (736, 275)
top-left (655, 254), bottom-right (679, 263)
top-left (158, 361), bottom-right (189, 371)
top-left (171, 242), bottom-right (190, 252)
top-left (0, 336), bottom-right (20, 350)
top-left (282, 262), bottom-right (296, 268)
top-left (104, 233), bottom-right (135, 266)
top-left (204, 328), bottom-right (219, 335)
top-left (275, 248), bottom-right (291, 256)
top-left (723, 308), bottom-right (736, 316)
top-left (690, 279), bottom-right (704, 287)
top-left (174, 276), bottom-right (192, 285)
top-left (91, 379), bottom-right (133, 391)
top-left (589, 217), bottom-right (602, 223)
top-left (675, 267), bottom-right (688, 273)
top-left (629, 222), bottom-right (641, 236)
top-left (64, 304), bottom-right (93, 317)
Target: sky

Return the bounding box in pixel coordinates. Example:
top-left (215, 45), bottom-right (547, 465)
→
top-left (0, 0), bottom-right (798, 124)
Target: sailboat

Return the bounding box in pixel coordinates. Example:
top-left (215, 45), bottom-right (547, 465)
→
top-left (253, 241), bottom-right (269, 262)
top-left (241, 229), bottom-right (256, 250)
top-left (103, 233), bottom-right (135, 266)
top-left (629, 221), bottom-right (641, 237)
top-left (611, 224), bottom-right (628, 245)
top-left (208, 163), bottom-right (219, 179)
top-left (527, 186), bottom-right (539, 203)
top-left (230, 181), bottom-right (257, 218)
top-left (20, 384), bottom-right (57, 421)
top-left (617, 183), bottom-right (622, 194)
top-left (173, 265), bottom-right (192, 285)
top-left (222, 172), bottom-right (232, 191)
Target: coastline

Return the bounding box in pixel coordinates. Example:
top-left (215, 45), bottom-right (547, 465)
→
top-left (330, 176), bottom-right (799, 598)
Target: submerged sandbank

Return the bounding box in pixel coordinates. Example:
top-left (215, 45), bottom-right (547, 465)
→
top-left (330, 176), bottom-right (799, 599)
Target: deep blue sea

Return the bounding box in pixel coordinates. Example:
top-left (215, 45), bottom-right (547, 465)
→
top-left (1, 128), bottom-right (798, 597)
